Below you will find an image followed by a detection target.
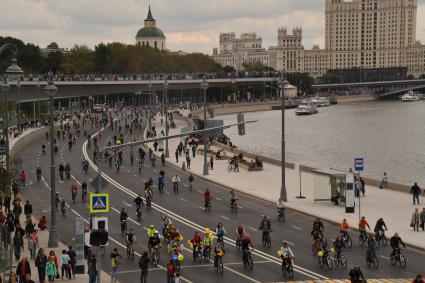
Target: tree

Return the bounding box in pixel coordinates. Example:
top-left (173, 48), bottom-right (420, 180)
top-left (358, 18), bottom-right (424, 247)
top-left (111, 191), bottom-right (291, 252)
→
top-left (60, 45), bottom-right (95, 74)
top-left (242, 61), bottom-right (268, 72)
top-left (287, 72), bottom-right (314, 95)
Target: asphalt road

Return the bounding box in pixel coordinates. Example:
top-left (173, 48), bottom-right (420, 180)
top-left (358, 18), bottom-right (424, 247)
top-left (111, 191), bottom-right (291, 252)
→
top-left (16, 113), bottom-right (425, 282)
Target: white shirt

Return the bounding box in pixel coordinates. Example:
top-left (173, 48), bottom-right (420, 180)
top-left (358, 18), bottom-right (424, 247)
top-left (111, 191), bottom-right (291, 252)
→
top-left (280, 246), bottom-right (294, 258)
top-left (172, 176), bottom-right (180, 183)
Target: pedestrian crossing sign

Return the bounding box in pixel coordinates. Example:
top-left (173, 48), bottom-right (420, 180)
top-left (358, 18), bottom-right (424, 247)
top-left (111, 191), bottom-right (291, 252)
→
top-left (89, 193), bottom-right (109, 213)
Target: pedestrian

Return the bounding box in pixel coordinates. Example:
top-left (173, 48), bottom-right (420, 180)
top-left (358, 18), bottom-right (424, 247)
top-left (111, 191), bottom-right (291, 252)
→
top-left (23, 201), bottom-right (32, 221)
top-left (13, 230), bottom-right (24, 261)
top-left (411, 208), bottom-right (420, 231)
top-left (45, 257), bottom-right (57, 283)
top-left (420, 208), bottom-right (425, 231)
top-left (16, 257), bottom-right (31, 283)
top-left (186, 156), bottom-right (191, 169)
top-left (110, 248), bottom-right (121, 282)
top-left (9, 272), bottom-right (18, 283)
top-left (88, 254), bottom-right (97, 283)
top-left (35, 248), bottom-right (47, 283)
top-left (210, 156), bottom-right (214, 170)
top-left (413, 274), bottom-right (424, 283)
top-left (410, 182), bottom-right (422, 205)
top-left (354, 177), bottom-right (362, 197)
top-left (138, 251), bottom-right (150, 283)
top-left (60, 250), bottom-right (71, 279)
top-left (48, 251), bottom-right (59, 277)
top-left (24, 273), bottom-right (35, 283)
top-left (166, 259), bottom-right (174, 283)
top-left (67, 246), bottom-right (76, 279)
top-left (379, 172), bottom-right (387, 189)
top-left (175, 149), bottom-right (179, 163)
top-left (28, 229), bottom-right (39, 260)
top-left (37, 216), bottom-right (47, 231)
top-left (360, 177), bottom-right (365, 196)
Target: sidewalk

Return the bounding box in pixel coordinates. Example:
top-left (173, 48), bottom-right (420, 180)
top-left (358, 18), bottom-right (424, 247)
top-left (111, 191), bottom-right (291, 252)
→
top-left (147, 111), bottom-right (425, 250)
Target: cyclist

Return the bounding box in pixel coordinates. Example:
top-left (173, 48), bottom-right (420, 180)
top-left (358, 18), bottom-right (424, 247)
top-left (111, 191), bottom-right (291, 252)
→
top-left (81, 182), bottom-right (88, 202)
top-left (215, 223), bottom-right (227, 246)
top-left (313, 218), bottom-right (324, 231)
top-left (203, 229), bottom-right (213, 258)
top-left (82, 159), bottom-right (89, 173)
top-left (120, 208), bottom-right (128, 233)
top-left (172, 175), bottom-right (180, 192)
top-left (126, 228), bottom-right (137, 252)
top-left (280, 241), bottom-right (294, 266)
top-left (340, 218), bottom-right (350, 239)
top-left (65, 163), bottom-right (71, 179)
top-left (204, 189), bottom-right (211, 209)
top-left (161, 215), bottom-right (172, 237)
top-left (333, 235), bottom-right (345, 259)
top-left (158, 174), bottom-right (165, 192)
top-left (70, 183), bottom-right (78, 203)
top-left (358, 216), bottom-right (370, 241)
top-left (188, 174), bottom-right (194, 190)
top-left (366, 234), bottom-right (378, 263)
top-left (147, 225), bottom-right (156, 239)
top-left (390, 232), bottom-right (406, 258)
top-left (235, 224), bottom-right (246, 249)
top-left (374, 218), bottom-right (388, 238)
top-left (148, 230), bottom-right (161, 263)
top-left (349, 265), bottom-right (366, 282)
top-left (144, 187), bottom-right (153, 206)
top-left (319, 237), bottom-right (330, 253)
top-left (41, 144), bottom-right (46, 154)
top-left (277, 197), bottom-right (285, 215)
top-left (258, 216), bottom-right (272, 242)
top-left (134, 194), bottom-right (144, 209)
top-left (241, 234), bottom-right (254, 263)
top-left (213, 241), bottom-right (225, 267)
top-left (58, 164), bottom-right (65, 180)
top-left (36, 167), bottom-right (42, 183)
top-left (190, 232), bottom-right (202, 258)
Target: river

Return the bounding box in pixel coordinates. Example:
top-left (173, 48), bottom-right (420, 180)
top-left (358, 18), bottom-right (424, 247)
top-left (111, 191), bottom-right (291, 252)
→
top-left (218, 100), bottom-right (425, 186)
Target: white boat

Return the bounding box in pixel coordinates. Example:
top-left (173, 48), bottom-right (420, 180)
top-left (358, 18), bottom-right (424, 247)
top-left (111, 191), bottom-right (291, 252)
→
top-left (401, 90), bottom-right (420, 102)
top-left (295, 101), bottom-right (318, 115)
top-left (311, 97), bottom-right (331, 107)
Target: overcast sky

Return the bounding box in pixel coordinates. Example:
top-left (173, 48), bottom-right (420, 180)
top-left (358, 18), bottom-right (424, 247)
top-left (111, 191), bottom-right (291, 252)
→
top-left (1, 0), bottom-right (425, 54)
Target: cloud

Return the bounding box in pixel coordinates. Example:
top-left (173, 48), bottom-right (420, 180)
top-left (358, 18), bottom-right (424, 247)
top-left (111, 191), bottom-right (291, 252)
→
top-left (0, 0), bottom-right (424, 54)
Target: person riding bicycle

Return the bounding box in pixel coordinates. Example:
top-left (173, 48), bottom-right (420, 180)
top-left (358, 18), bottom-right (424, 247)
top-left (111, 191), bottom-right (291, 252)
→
top-left (258, 216), bottom-right (272, 242)
top-left (241, 234), bottom-right (254, 263)
top-left (81, 182), bottom-right (88, 202)
top-left (333, 235), bottom-right (345, 258)
top-left (126, 228), bottom-right (137, 251)
top-left (190, 232), bottom-right (202, 257)
top-left (313, 218), bottom-right (324, 231)
top-left (203, 229), bottom-right (213, 257)
top-left (366, 234), bottom-right (378, 263)
top-left (172, 175), bottom-right (180, 192)
top-left (215, 223), bottom-right (227, 245)
top-left (280, 241), bottom-right (294, 266)
top-left (277, 198), bottom-right (285, 215)
top-left (204, 189), bottom-right (211, 209)
top-left (319, 237), bottom-right (330, 254)
top-left (82, 158), bottom-right (89, 172)
top-left (230, 190), bottom-right (237, 208)
top-left (235, 224), bottom-right (246, 247)
top-left (161, 215), bottom-right (172, 234)
top-left (41, 144), bottom-right (46, 154)
top-left (36, 167), bottom-right (42, 182)
top-left (147, 225), bottom-right (156, 239)
top-left (214, 241), bottom-right (225, 267)
top-left (71, 183), bottom-right (78, 202)
top-left (144, 187), bottom-right (153, 205)
top-left (148, 230), bottom-right (161, 261)
top-left (358, 216), bottom-right (370, 241)
top-left (134, 194), bottom-right (144, 211)
top-left (188, 174), bottom-right (194, 189)
top-left (390, 232), bottom-right (406, 257)
top-left (374, 217), bottom-right (388, 238)
top-left (349, 265), bottom-right (366, 283)
top-left (120, 208), bottom-right (128, 232)
top-left (340, 218), bottom-right (350, 239)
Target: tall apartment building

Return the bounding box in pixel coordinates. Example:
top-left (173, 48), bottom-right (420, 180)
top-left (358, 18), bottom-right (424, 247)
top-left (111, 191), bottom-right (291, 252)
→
top-left (212, 0), bottom-right (425, 78)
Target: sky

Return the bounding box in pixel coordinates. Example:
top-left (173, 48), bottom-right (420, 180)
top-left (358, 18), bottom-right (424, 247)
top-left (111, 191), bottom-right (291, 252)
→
top-left (1, 0), bottom-right (425, 54)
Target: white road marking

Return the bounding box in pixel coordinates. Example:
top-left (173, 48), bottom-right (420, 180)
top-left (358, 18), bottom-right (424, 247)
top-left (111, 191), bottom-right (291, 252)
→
top-left (180, 198), bottom-right (187, 202)
top-left (284, 240), bottom-right (296, 246)
top-left (133, 174), bottom-right (137, 177)
top-left (247, 226), bottom-right (257, 232)
top-left (165, 191), bottom-right (170, 194)
top-left (380, 255), bottom-right (390, 260)
top-left (292, 226), bottom-right (303, 230)
top-left (215, 197), bottom-right (221, 201)
top-left (199, 206), bottom-right (205, 210)
top-left (122, 201), bottom-right (133, 207)
top-left (220, 215), bottom-right (229, 220)
top-left (197, 190), bottom-right (203, 193)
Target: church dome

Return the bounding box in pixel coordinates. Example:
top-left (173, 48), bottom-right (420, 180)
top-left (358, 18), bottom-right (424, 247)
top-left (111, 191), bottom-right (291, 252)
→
top-left (136, 27), bottom-right (165, 38)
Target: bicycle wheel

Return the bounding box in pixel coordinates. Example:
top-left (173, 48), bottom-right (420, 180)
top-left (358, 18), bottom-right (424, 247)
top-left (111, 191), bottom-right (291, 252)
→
top-left (227, 165), bottom-right (233, 172)
top-left (400, 254), bottom-right (407, 268)
top-left (333, 255), bottom-right (340, 267)
top-left (346, 236), bottom-right (353, 249)
top-left (247, 255), bottom-right (254, 270)
top-left (372, 256), bottom-right (378, 269)
top-left (218, 258), bottom-right (224, 274)
top-left (197, 251), bottom-right (202, 263)
top-left (318, 257), bottom-right (324, 269)
top-left (340, 256), bottom-right (347, 269)
top-left (175, 262), bottom-right (181, 272)
top-left (287, 264), bottom-right (294, 278)
top-left (281, 262), bottom-right (286, 276)
top-left (382, 236), bottom-right (387, 247)
top-left (127, 247), bottom-right (131, 259)
top-left (390, 255), bottom-right (397, 265)
top-left (130, 247), bottom-right (135, 260)
top-left (326, 257), bottom-right (333, 270)
top-left (266, 236), bottom-right (271, 248)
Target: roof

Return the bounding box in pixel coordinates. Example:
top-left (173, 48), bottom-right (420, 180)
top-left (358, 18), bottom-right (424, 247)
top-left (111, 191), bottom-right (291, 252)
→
top-left (136, 27), bottom-right (165, 38)
top-left (146, 6), bottom-right (155, 21)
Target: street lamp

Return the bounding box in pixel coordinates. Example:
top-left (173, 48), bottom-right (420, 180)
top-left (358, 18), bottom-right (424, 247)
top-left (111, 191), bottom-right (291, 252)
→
top-left (163, 79), bottom-right (170, 158)
top-left (45, 72), bottom-right (59, 248)
top-left (201, 76), bottom-right (209, 175)
top-left (278, 74), bottom-right (289, 202)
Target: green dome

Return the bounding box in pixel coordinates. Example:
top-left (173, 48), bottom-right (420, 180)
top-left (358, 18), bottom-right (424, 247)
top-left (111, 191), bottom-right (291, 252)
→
top-left (136, 27), bottom-right (165, 38)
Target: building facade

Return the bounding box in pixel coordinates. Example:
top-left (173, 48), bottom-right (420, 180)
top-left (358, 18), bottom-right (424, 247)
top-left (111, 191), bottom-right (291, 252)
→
top-left (135, 6), bottom-right (166, 51)
top-left (212, 0), bottom-right (425, 78)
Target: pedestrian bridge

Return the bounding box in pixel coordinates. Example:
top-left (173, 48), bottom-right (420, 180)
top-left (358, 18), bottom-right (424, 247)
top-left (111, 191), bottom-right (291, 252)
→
top-left (6, 78), bottom-right (276, 102)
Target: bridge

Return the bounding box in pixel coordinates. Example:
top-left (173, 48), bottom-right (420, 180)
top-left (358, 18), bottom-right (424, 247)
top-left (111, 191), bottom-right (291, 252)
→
top-left (5, 77), bottom-right (276, 102)
top-left (312, 78), bottom-right (425, 99)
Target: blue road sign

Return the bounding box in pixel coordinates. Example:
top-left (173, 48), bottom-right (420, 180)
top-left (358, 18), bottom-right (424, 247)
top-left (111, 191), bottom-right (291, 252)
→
top-left (89, 193), bottom-right (109, 213)
top-left (354, 158), bottom-right (364, 171)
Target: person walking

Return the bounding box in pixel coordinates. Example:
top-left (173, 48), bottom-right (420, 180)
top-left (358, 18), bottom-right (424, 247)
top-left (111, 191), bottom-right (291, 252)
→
top-left (379, 172), bottom-right (387, 189)
top-left (13, 230), bottom-right (24, 261)
top-left (411, 182), bottom-right (422, 205)
top-left (60, 250), bottom-right (71, 279)
top-left (35, 248), bottom-right (47, 283)
top-left (67, 246), bottom-right (76, 279)
top-left (16, 257), bottom-right (31, 283)
top-left (209, 156), bottom-right (214, 170)
top-left (88, 254), bottom-right (97, 283)
top-left (411, 208), bottom-right (420, 231)
top-left (175, 149), bottom-right (179, 163)
top-left (28, 230), bottom-right (39, 260)
top-left (138, 251), bottom-right (150, 283)
top-left (110, 248), bottom-right (121, 283)
top-left (420, 208), bottom-right (425, 231)
top-left (24, 201), bottom-right (32, 221)
top-left (45, 257), bottom-right (57, 283)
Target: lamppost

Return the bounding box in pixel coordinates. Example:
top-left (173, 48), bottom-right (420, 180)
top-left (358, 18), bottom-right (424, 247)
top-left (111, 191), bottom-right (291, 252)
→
top-left (201, 76), bottom-right (209, 175)
top-left (45, 72), bottom-right (59, 248)
top-left (148, 81), bottom-right (152, 132)
top-left (163, 79), bottom-right (170, 158)
top-left (278, 74), bottom-right (289, 202)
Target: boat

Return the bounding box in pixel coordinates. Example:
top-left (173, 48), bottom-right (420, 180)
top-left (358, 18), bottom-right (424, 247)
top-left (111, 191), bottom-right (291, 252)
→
top-left (295, 101), bottom-right (318, 115)
top-left (401, 90), bottom-right (420, 102)
top-left (311, 97), bottom-right (331, 107)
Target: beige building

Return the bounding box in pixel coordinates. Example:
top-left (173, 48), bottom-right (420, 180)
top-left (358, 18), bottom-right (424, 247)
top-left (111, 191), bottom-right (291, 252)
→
top-left (135, 6), bottom-right (166, 51)
top-left (213, 0), bottom-right (425, 78)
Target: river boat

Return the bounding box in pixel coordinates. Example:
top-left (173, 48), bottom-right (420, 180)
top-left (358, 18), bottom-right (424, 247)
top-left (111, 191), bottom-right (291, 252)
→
top-left (295, 101), bottom-right (318, 115)
top-left (311, 97), bottom-right (331, 107)
top-left (401, 90), bottom-right (420, 102)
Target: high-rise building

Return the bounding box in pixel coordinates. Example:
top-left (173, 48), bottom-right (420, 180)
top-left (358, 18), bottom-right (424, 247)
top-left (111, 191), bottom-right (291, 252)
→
top-left (212, 0), bottom-right (425, 78)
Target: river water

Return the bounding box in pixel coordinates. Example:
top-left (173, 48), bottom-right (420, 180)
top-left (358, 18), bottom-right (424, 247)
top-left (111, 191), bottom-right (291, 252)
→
top-left (218, 100), bottom-right (425, 186)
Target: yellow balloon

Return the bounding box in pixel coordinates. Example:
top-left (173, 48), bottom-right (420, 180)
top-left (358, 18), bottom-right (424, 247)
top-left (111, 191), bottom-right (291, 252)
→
top-left (179, 235), bottom-right (184, 241)
top-left (178, 254), bottom-right (184, 261)
top-left (329, 248), bottom-right (335, 253)
top-left (277, 250), bottom-right (282, 257)
top-left (317, 251), bottom-right (324, 257)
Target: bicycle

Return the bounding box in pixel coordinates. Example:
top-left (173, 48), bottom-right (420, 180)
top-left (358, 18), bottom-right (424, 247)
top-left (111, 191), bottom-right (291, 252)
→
top-left (227, 161), bottom-right (235, 172)
top-left (318, 250), bottom-right (333, 270)
top-left (136, 208), bottom-right (142, 222)
top-left (359, 231), bottom-right (367, 247)
top-left (277, 207), bottom-right (286, 222)
top-left (390, 248), bottom-right (407, 268)
top-left (281, 258), bottom-right (294, 278)
top-left (262, 231), bottom-right (271, 248)
top-left (151, 247), bottom-right (160, 266)
top-left (375, 230), bottom-right (387, 247)
top-left (366, 248), bottom-right (379, 269)
top-left (138, 162), bottom-right (143, 174)
top-left (341, 232), bottom-right (353, 249)
top-left (127, 243), bottom-right (135, 260)
top-left (230, 199), bottom-right (238, 214)
top-left (120, 220), bottom-right (127, 235)
top-left (215, 251), bottom-right (225, 274)
top-left (203, 246), bottom-right (211, 262)
top-left (173, 183), bottom-right (179, 194)
top-left (205, 199), bottom-right (212, 213)
top-left (334, 250), bottom-right (348, 269)
top-left (193, 245), bottom-right (202, 263)
top-left (243, 248), bottom-right (254, 270)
